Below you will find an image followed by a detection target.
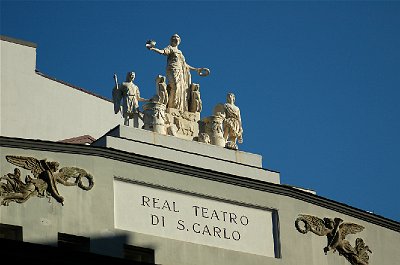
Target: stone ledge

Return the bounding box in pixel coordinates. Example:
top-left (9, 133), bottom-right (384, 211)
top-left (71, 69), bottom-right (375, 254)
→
top-left (92, 126), bottom-right (279, 184)
top-left (105, 125), bottom-right (263, 167)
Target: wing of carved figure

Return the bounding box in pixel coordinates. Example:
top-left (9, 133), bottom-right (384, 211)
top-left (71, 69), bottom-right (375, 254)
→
top-left (5, 156), bottom-right (46, 178)
top-left (112, 85), bottom-right (123, 114)
top-left (339, 223), bottom-right (365, 239)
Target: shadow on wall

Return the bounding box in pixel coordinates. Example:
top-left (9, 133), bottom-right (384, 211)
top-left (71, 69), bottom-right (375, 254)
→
top-left (0, 233), bottom-right (157, 265)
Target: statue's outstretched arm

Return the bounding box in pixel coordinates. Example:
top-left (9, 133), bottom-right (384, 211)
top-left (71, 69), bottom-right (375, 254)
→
top-left (187, 64), bottom-right (200, 71)
top-left (138, 96), bottom-right (150, 102)
top-left (150, 47), bottom-right (165, 55)
top-left (135, 88), bottom-right (149, 102)
top-left (188, 64), bottom-right (210, 76)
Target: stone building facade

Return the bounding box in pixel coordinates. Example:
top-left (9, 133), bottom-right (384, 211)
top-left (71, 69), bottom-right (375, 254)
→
top-left (1, 36), bottom-right (399, 265)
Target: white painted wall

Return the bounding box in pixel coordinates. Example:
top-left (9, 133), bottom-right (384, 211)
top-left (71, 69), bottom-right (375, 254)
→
top-left (1, 37), bottom-right (121, 141)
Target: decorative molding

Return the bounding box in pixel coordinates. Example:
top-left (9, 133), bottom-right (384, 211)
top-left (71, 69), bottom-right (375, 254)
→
top-left (1, 155), bottom-right (94, 206)
top-left (295, 214), bottom-right (372, 265)
top-left (0, 136), bottom-right (399, 233)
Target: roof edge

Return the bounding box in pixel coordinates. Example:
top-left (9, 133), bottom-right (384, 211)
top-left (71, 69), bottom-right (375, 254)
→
top-left (35, 71), bottom-right (112, 103)
top-left (1, 35), bottom-right (37, 48)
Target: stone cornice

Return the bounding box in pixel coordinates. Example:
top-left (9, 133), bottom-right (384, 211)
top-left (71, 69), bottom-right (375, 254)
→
top-left (1, 35), bottom-right (37, 48)
top-left (1, 136), bottom-right (399, 232)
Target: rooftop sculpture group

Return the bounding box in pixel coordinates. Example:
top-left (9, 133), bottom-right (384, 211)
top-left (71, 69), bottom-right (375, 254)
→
top-left (112, 34), bottom-right (243, 150)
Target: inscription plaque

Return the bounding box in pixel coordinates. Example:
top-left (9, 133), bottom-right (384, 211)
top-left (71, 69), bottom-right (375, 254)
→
top-left (114, 180), bottom-right (277, 257)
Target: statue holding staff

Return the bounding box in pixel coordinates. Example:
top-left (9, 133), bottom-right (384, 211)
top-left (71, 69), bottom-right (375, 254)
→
top-left (112, 71), bottom-right (148, 126)
top-left (147, 34), bottom-right (210, 112)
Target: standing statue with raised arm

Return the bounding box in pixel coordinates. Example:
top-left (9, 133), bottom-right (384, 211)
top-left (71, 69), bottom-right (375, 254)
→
top-left (112, 71), bottom-right (148, 127)
top-left (147, 34), bottom-right (210, 112)
top-left (223, 93), bottom-right (243, 150)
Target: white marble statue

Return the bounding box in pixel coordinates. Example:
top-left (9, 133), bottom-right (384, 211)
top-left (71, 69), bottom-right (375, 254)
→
top-left (148, 34), bottom-right (209, 112)
top-left (151, 75), bottom-right (168, 105)
top-left (189, 83), bottom-right (202, 113)
top-left (112, 72), bottom-right (148, 126)
top-left (223, 93), bottom-right (243, 150)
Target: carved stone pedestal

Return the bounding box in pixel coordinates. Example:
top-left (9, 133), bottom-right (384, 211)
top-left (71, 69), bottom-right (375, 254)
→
top-left (202, 114), bottom-right (225, 147)
top-left (143, 102), bottom-right (167, 135)
top-left (165, 108), bottom-right (200, 140)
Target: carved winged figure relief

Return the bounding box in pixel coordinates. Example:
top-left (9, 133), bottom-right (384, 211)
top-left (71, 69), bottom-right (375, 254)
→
top-left (295, 214), bottom-right (372, 265)
top-left (0, 155), bottom-right (94, 206)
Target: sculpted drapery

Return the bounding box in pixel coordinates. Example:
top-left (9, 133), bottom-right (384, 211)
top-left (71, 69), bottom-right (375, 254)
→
top-left (163, 44), bottom-right (191, 111)
top-left (223, 93), bottom-right (243, 147)
top-left (112, 71), bottom-right (148, 126)
top-left (148, 34), bottom-right (209, 113)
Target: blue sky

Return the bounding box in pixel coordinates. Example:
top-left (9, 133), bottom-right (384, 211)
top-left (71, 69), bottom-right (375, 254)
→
top-left (1, 1), bottom-right (399, 222)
